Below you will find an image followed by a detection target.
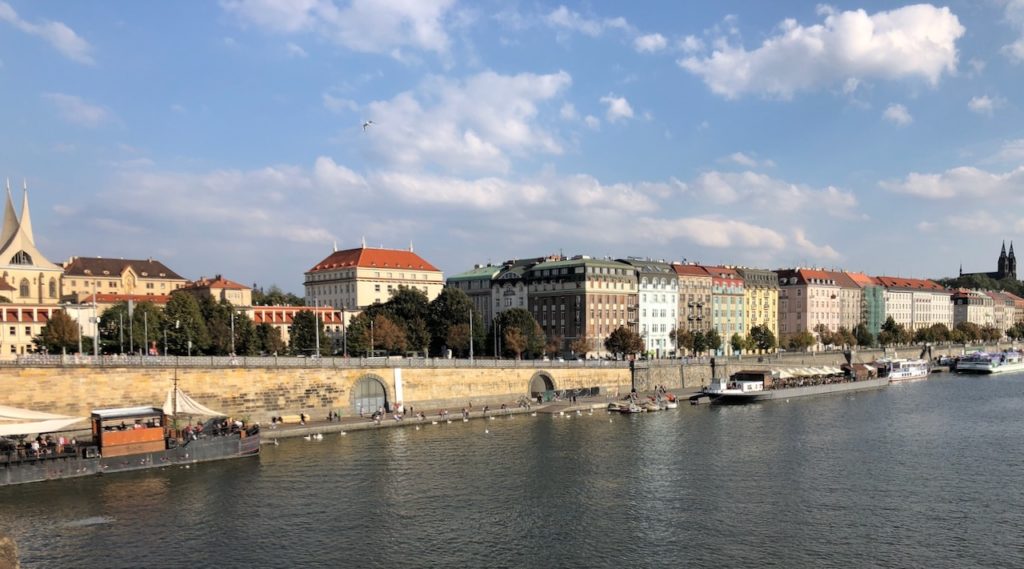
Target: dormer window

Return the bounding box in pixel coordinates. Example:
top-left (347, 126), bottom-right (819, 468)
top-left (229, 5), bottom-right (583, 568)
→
top-left (11, 251), bottom-right (32, 265)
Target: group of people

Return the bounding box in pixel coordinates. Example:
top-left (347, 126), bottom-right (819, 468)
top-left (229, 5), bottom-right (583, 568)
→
top-left (0, 434), bottom-right (77, 461)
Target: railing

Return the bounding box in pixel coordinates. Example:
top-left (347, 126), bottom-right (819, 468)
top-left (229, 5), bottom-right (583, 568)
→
top-left (0, 354), bottom-right (633, 370)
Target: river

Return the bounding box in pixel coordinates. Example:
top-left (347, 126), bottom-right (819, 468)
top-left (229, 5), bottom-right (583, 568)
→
top-left (2, 373), bottom-right (1023, 568)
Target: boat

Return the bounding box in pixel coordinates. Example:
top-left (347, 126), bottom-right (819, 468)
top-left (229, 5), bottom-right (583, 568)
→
top-left (874, 358), bottom-right (930, 383)
top-left (607, 402), bottom-right (642, 414)
top-left (0, 387), bottom-right (260, 487)
top-left (704, 367), bottom-right (888, 405)
top-left (642, 402), bottom-right (661, 412)
top-left (955, 351), bottom-right (1024, 374)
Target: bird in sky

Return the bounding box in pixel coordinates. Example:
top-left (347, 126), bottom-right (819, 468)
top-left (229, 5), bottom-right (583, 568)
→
top-left (362, 120), bottom-right (374, 132)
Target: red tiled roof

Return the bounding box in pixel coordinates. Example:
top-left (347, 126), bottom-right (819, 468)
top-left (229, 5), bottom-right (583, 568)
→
top-left (874, 276), bottom-right (948, 292)
top-left (187, 275), bottom-right (249, 291)
top-left (672, 264), bottom-right (711, 278)
top-left (845, 272), bottom-right (879, 287)
top-left (776, 268), bottom-right (840, 286)
top-left (308, 247), bottom-right (440, 273)
top-left (0, 278), bottom-right (14, 291)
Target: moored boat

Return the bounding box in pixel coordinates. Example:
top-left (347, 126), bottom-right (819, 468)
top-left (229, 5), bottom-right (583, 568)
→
top-left (873, 358), bottom-right (930, 383)
top-left (955, 351), bottom-right (1024, 374)
top-left (704, 367), bottom-right (888, 405)
top-left (0, 388), bottom-right (259, 487)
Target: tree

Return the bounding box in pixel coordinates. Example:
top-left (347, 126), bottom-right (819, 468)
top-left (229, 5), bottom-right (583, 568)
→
top-left (345, 312), bottom-right (373, 356)
top-left (428, 287), bottom-right (482, 357)
top-left (692, 330), bottom-right (707, 355)
top-left (749, 324), bottom-right (777, 352)
top-left (570, 335), bottom-right (591, 359)
top-left (445, 322), bottom-right (471, 357)
top-left (383, 286), bottom-right (431, 355)
top-left (252, 285), bottom-right (305, 306)
top-left (1007, 322), bottom-right (1024, 341)
top-left (98, 301), bottom-right (165, 355)
top-left (373, 314), bottom-right (408, 354)
top-left (813, 324), bottom-right (834, 347)
top-left (604, 326), bottom-right (644, 358)
top-left (33, 311), bottom-right (81, 354)
top-left (787, 331), bottom-right (816, 352)
top-left (730, 333), bottom-right (745, 354)
top-left (980, 324), bottom-right (1002, 343)
top-left (879, 317), bottom-right (909, 347)
top-left (492, 308), bottom-right (545, 359)
top-left (545, 334), bottom-right (564, 357)
top-left (955, 321), bottom-right (981, 342)
top-left (504, 327), bottom-right (527, 359)
top-left (288, 310), bottom-right (330, 356)
top-left (704, 329), bottom-right (723, 354)
top-left (254, 323), bottom-right (286, 355)
top-left (163, 292), bottom-right (210, 355)
top-left (853, 323), bottom-right (875, 347)
top-left (670, 328), bottom-right (696, 355)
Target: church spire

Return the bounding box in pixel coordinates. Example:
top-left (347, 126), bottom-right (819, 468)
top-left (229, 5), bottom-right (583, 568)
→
top-left (0, 179), bottom-right (19, 249)
top-left (1001, 240), bottom-right (1007, 256)
top-left (19, 179), bottom-right (34, 245)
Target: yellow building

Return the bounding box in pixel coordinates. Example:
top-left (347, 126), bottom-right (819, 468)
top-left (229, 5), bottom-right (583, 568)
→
top-left (737, 267), bottom-right (779, 350)
top-left (62, 257), bottom-right (188, 302)
top-left (304, 243), bottom-right (444, 310)
top-left (182, 275), bottom-right (253, 307)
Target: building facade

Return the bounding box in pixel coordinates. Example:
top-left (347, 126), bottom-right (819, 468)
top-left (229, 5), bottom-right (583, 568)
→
top-left (959, 241), bottom-right (1017, 281)
top-left (621, 258), bottom-right (678, 357)
top-left (846, 272), bottom-right (885, 337)
top-left (673, 264), bottom-right (712, 338)
top-left (446, 264), bottom-right (502, 329)
top-left (63, 257), bottom-right (187, 303)
top-left (952, 290), bottom-right (995, 328)
top-left (706, 266), bottom-right (744, 353)
top-left (776, 269), bottom-right (841, 344)
top-left (987, 291), bottom-right (1016, 335)
top-left (181, 275), bottom-right (253, 307)
top-left (876, 277), bottom-right (953, 331)
top-left (524, 256), bottom-right (638, 357)
top-left (304, 244), bottom-right (444, 310)
top-left (736, 267), bottom-right (779, 344)
top-left (249, 305), bottom-right (346, 354)
top-left (0, 185), bottom-right (64, 306)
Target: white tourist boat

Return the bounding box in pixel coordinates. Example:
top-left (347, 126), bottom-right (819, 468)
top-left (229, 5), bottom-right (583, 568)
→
top-left (875, 359), bottom-right (930, 383)
top-left (955, 351), bottom-right (1024, 375)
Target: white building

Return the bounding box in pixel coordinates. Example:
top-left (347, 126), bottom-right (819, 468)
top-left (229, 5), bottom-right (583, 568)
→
top-left (876, 277), bottom-right (953, 331)
top-left (621, 259), bottom-right (679, 357)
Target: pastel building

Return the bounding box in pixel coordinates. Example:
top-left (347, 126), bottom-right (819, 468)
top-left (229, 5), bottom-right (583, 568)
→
top-left (706, 266), bottom-right (744, 353)
top-left (776, 269), bottom-right (841, 344)
top-left (736, 267), bottom-right (779, 345)
top-left (63, 257), bottom-right (187, 303)
top-left (952, 289), bottom-right (994, 328)
top-left (987, 291), bottom-right (1016, 335)
top-left (181, 275), bottom-right (253, 307)
top-left (620, 258), bottom-right (678, 357)
top-left (846, 272), bottom-right (885, 337)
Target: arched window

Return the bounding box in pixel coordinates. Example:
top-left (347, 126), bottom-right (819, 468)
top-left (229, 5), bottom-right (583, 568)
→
top-left (12, 251), bottom-right (32, 265)
top-left (48, 278), bottom-right (57, 298)
top-left (19, 278), bottom-right (29, 298)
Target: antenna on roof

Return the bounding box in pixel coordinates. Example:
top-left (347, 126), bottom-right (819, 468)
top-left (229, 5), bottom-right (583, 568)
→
top-left (360, 236), bottom-right (366, 248)
top-left (409, 240), bottom-right (414, 252)
top-left (333, 240), bottom-right (337, 252)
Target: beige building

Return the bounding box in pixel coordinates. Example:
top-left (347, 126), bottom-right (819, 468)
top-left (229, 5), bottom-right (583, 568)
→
top-left (830, 271), bottom-right (863, 332)
top-left (304, 244), bottom-right (444, 310)
top-left (0, 184), bottom-right (64, 305)
top-left (952, 289), bottom-right (995, 328)
top-left (673, 264), bottom-right (712, 335)
top-left (876, 277), bottom-right (953, 331)
top-left (776, 268), bottom-right (841, 345)
top-left (987, 291), bottom-right (1016, 335)
top-left (182, 275), bottom-right (253, 307)
top-left (62, 257), bottom-right (187, 303)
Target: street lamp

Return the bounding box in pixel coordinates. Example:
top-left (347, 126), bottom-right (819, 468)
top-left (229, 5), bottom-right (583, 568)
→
top-left (368, 319), bottom-right (374, 357)
top-left (469, 308), bottom-right (474, 361)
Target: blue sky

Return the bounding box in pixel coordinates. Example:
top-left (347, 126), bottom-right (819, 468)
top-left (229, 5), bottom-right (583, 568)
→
top-left (1, 1), bottom-right (1022, 293)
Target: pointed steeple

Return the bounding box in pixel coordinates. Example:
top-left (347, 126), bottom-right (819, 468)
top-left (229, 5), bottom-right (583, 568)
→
top-left (1011, 241), bottom-right (1016, 256)
top-left (0, 179), bottom-right (19, 249)
top-left (19, 180), bottom-right (34, 245)
top-left (959, 263), bottom-right (963, 277)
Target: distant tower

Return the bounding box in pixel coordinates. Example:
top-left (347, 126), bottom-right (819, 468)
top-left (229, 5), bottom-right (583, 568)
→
top-left (998, 241), bottom-right (1008, 278)
top-left (1009, 242), bottom-right (1017, 280)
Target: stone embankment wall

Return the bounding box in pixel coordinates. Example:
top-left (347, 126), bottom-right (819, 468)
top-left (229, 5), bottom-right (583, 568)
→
top-left (0, 366), bottom-right (631, 422)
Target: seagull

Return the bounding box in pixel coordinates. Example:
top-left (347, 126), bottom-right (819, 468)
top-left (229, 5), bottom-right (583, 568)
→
top-left (303, 434), bottom-right (311, 441)
top-left (362, 120), bottom-right (375, 132)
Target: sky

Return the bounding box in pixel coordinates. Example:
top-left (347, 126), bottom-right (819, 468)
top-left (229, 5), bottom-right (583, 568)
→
top-left (1, 1), bottom-right (1022, 294)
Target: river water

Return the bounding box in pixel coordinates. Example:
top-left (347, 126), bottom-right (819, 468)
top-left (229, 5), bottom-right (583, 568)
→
top-left (3, 373), bottom-right (1024, 568)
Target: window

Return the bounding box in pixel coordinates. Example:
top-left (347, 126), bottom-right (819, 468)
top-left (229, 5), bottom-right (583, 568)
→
top-left (48, 279), bottom-right (56, 298)
top-left (24, 326), bottom-right (30, 336)
top-left (8, 326), bottom-right (14, 336)
top-left (374, 284), bottom-right (381, 292)
top-left (18, 279), bottom-right (29, 298)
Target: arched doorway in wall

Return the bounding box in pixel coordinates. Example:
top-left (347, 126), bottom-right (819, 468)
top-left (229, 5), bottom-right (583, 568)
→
top-left (351, 375), bottom-right (389, 416)
top-left (529, 371), bottom-right (555, 402)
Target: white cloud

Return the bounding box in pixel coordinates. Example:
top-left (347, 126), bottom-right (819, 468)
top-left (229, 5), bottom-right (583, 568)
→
top-left (967, 95), bottom-right (1003, 116)
top-left (600, 94), bottom-right (634, 123)
top-left (792, 228), bottom-right (841, 261)
top-left (883, 103), bottom-right (912, 126)
top-left (678, 35), bottom-right (704, 53)
top-left (559, 102), bottom-right (578, 120)
top-left (584, 115), bottom-right (600, 130)
top-left (0, 1), bottom-right (93, 64)
top-left (362, 70), bottom-right (571, 175)
top-left (634, 33), bottom-right (667, 53)
top-left (42, 93), bottom-right (111, 127)
top-left (544, 5), bottom-right (630, 37)
top-left (881, 166), bottom-right (1024, 199)
top-left (285, 42), bottom-right (308, 58)
top-left (322, 92), bottom-right (358, 114)
top-left (1003, 0), bottom-right (1024, 63)
top-left (223, 0), bottom-right (457, 57)
top-left (643, 217), bottom-right (786, 249)
top-left (991, 139), bottom-right (1024, 165)
top-left (370, 170), bottom-right (548, 210)
top-left (722, 152), bottom-right (774, 169)
top-left (678, 5), bottom-right (964, 99)
top-left (691, 170), bottom-right (858, 217)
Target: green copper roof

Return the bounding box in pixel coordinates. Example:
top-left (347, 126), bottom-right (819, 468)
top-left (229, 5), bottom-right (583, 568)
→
top-left (447, 265), bottom-right (502, 282)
